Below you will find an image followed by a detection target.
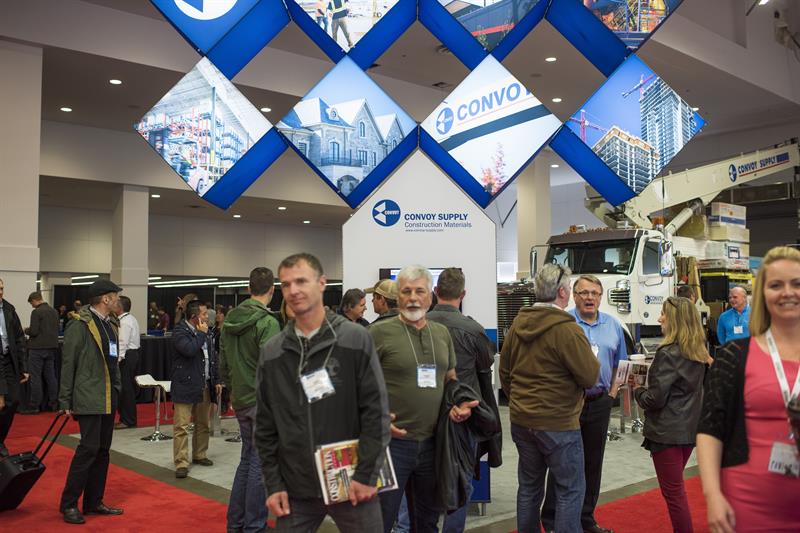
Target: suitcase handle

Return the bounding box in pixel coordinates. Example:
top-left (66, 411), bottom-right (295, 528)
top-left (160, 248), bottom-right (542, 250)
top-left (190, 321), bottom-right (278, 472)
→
top-left (33, 412), bottom-right (69, 466)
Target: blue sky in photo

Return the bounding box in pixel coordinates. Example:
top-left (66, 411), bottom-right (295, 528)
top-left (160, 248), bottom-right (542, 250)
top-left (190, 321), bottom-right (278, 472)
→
top-left (304, 57), bottom-right (416, 135)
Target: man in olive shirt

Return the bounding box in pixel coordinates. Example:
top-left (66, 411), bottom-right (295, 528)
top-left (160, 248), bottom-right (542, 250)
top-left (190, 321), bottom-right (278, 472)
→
top-left (370, 265), bottom-right (477, 533)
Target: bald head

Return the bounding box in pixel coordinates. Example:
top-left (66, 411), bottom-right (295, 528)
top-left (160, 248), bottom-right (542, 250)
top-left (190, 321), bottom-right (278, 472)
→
top-left (728, 286), bottom-right (747, 312)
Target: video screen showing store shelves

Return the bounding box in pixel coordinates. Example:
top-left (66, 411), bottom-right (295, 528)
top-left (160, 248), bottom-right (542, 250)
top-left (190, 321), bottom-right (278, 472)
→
top-left (421, 55), bottom-right (561, 197)
top-left (566, 54), bottom-right (704, 194)
top-left (582, 0), bottom-right (683, 49)
top-left (277, 57), bottom-right (416, 198)
top-left (439, 0), bottom-right (542, 51)
top-left (294, 0), bottom-right (400, 51)
top-left (135, 58), bottom-right (271, 197)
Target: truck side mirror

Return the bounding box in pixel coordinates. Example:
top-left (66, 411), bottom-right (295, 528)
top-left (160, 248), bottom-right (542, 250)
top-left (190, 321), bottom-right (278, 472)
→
top-left (659, 240), bottom-right (675, 277)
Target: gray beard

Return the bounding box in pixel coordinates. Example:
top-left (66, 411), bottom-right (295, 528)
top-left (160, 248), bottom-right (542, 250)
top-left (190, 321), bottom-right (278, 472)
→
top-left (400, 307), bottom-right (425, 322)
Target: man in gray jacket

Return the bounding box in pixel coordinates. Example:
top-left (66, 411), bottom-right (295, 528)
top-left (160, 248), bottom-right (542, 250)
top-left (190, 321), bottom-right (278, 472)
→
top-left (22, 291), bottom-right (60, 414)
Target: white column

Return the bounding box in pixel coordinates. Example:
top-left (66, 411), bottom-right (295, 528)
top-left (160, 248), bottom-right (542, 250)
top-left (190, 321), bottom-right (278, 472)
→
top-left (0, 42), bottom-right (42, 326)
top-left (516, 156), bottom-right (552, 280)
top-left (111, 185), bottom-right (149, 329)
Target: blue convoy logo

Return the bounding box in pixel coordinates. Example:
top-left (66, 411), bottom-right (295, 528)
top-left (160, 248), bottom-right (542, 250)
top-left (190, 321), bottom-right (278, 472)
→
top-left (644, 295), bottom-right (664, 305)
top-left (436, 108), bottom-right (454, 135)
top-left (728, 163), bottom-right (737, 182)
top-left (174, 0), bottom-right (238, 20)
top-left (372, 199), bottom-right (401, 226)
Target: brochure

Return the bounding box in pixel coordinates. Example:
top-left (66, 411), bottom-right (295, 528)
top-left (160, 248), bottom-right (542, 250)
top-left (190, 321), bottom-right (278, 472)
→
top-left (314, 439), bottom-right (398, 505)
top-left (615, 359), bottom-right (652, 388)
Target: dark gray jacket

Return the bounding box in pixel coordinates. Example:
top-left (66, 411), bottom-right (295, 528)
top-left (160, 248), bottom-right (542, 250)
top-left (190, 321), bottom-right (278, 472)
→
top-left (171, 320), bottom-right (219, 404)
top-left (255, 311), bottom-right (390, 498)
top-left (634, 343), bottom-right (705, 445)
top-left (0, 299), bottom-right (27, 376)
top-left (27, 302), bottom-right (60, 350)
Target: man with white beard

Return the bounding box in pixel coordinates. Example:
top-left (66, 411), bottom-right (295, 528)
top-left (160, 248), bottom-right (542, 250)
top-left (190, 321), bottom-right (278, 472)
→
top-left (370, 265), bottom-right (478, 533)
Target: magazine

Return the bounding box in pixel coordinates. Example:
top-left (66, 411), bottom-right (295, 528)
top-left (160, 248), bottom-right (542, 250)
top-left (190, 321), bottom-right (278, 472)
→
top-left (614, 359), bottom-right (652, 388)
top-left (313, 439), bottom-right (398, 505)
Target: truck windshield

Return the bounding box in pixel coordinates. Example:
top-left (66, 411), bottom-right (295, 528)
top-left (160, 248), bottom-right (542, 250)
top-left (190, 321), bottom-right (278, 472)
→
top-left (545, 239), bottom-right (637, 275)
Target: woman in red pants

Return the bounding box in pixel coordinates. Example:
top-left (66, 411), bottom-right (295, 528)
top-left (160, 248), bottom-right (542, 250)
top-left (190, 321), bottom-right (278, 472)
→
top-left (634, 296), bottom-right (709, 532)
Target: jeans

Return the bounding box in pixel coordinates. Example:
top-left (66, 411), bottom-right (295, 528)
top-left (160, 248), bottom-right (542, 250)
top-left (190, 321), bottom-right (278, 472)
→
top-left (394, 495), bottom-right (410, 533)
top-left (379, 438), bottom-right (439, 533)
top-left (275, 497), bottom-right (382, 532)
top-left (27, 348), bottom-right (58, 409)
top-left (227, 405), bottom-right (267, 533)
top-left (510, 424), bottom-right (585, 533)
top-left (652, 445), bottom-right (694, 533)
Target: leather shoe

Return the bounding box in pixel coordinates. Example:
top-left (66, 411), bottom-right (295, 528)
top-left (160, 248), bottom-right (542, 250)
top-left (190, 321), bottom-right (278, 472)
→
top-left (84, 503), bottom-right (123, 515)
top-left (192, 457), bottom-right (213, 466)
top-left (584, 525), bottom-right (614, 533)
top-left (175, 467), bottom-right (189, 478)
top-left (114, 422), bottom-right (133, 430)
top-left (63, 507), bottom-right (85, 524)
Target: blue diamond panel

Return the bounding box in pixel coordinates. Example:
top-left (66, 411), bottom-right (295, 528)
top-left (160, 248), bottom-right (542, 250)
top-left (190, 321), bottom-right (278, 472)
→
top-left (551, 54), bottom-right (705, 203)
top-left (286, 0), bottom-right (416, 70)
top-left (151, 0), bottom-right (289, 79)
top-left (420, 55), bottom-right (561, 208)
top-left (135, 57), bottom-right (286, 209)
top-left (277, 56), bottom-right (418, 209)
top-left (582, 0), bottom-right (684, 50)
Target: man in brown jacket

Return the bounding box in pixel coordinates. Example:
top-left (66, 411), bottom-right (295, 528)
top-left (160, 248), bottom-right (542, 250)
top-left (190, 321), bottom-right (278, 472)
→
top-left (500, 263), bottom-right (599, 533)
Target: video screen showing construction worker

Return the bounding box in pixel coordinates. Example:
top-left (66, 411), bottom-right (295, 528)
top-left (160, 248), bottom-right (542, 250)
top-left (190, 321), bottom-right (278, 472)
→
top-left (295, 0), bottom-right (400, 51)
top-left (421, 55), bottom-right (561, 199)
top-left (276, 57), bottom-right (416, 199)
top-left (566, 54), bottom-right (704, 195)
top-left (582, 0), bottom-right (684, 49)
top-left (135, 58), bottom-right (271, 197)
top-left (438, 0), bottom-right (542, 51)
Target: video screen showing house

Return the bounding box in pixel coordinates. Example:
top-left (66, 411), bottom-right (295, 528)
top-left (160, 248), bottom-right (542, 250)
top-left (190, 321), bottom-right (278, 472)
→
top-left (421, 56), bottom-right (561, 198)
top-left (582, 0), bottom-right (683, 49)
top-left (438, 0), bottom-right (542, 51)
top-left (566, 55), bottom-right (704, 194)
top-left (294, 0), bottom-right (400, 51)
top-left (135, 58), bottom-right (271, 197)
top-left (277, 57), bottom-right (416, 198)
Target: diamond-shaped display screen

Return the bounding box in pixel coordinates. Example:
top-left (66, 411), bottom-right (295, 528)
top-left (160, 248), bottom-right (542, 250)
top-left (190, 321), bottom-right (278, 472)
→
top-left (421, 55), bottom-right (561, 198)
top-left (439, 0), bottom-right (543, 51)
top-left (566, 54), bottom-right (704, 194)
top-left (293, 0), bottom-right (401, 51)
top-left (582, 0), bottom-right (683, 49)
top-left (135, 58), bottom-right (271, 197)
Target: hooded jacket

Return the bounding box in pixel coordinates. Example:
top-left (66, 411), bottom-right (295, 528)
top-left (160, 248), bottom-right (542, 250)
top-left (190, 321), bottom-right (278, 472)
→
top-left (219, 298), bottom-right (280, 410)
top-left (500, 305), bottom-right (599, 431)
top-left (255, 311), bottom-right (390, 499)
top-left (58, 306), bottom-right (121, 415)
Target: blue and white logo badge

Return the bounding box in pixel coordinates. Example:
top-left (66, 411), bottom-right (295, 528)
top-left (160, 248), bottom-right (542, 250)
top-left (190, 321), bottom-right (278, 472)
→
top-left (436, 108), bottom-right (454, 136)
top-left (372, 200), bottom-right (401, 227)
top-left (728, 163), bottom-right (737, 183)
top-left (175, 0), bottom-right (238, 20)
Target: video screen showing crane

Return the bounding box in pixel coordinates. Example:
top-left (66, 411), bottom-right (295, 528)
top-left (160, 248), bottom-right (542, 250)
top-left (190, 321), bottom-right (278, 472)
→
top-left (438, 0), bottom-right (542, 51)
top-left (582, 0), bottom-right (684, 49)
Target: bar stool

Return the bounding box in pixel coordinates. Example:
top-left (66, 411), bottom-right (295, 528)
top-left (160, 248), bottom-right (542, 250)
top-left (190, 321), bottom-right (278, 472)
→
top-left (135, 374), bottom-right (172, 442)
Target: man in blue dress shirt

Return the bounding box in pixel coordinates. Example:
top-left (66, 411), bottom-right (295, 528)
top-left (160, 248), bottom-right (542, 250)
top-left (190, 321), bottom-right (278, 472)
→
top-left (541, 274), bottom-right (628, 533)
top-left (716, 286), bottom-right (750, 345)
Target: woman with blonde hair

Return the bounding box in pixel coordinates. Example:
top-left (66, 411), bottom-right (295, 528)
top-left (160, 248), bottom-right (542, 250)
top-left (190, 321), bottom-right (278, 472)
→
top-left (697, 246), bottom-right (800, 533)
top-left (634, 296), bottom-right (709, 532)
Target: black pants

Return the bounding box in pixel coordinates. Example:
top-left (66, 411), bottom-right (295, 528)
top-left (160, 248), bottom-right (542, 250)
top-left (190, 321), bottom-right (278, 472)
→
top-left (27, 348), bottom-right (59, 410)
top-left (117, 349), bottom-right (140, 427)
top-left (0, 354), bottom-right (21, 446)
top-left (541, 394), bottom-right (613, 530)
top-left (60, 412), bottom-right (115, 512)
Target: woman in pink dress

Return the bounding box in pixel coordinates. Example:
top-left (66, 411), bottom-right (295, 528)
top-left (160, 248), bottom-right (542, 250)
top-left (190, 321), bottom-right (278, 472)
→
top-left (697, 246), bottom-right (800, 533)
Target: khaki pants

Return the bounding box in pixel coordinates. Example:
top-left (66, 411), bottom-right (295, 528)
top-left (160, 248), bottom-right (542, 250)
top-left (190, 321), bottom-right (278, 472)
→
top-left (173, 386), bottom-right (210, 469)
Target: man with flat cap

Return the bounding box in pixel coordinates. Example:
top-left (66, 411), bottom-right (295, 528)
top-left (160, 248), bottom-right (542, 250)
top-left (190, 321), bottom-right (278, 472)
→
top-left (59, 279), bottom-right (124, 525)
top-left (366, 279), bottom-right (398, 325)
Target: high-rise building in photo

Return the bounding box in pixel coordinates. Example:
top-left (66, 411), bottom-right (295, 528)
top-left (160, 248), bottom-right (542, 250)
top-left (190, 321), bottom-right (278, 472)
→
top-left (640, 77), bottom-right (697, 173)
top-left (593, 126), bottom-right (660, 193)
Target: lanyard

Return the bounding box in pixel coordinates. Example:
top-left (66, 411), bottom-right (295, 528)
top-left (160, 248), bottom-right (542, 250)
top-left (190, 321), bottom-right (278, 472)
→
top-left (402, 318), bottom-right (436, 366)
top-left (765, 329), bottom-right (800, 407)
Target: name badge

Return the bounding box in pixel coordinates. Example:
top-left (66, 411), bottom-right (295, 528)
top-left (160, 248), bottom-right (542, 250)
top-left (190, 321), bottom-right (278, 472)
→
top-left (591, 344), bottom-right (600, 358)
top-left (417, 364), bottom-right (437, 389)
top-left (733, 325), bottom-right (744, 335)
top-left (109, 343), bottom-right (118, 359)
top-left (300, 368), bottom-right (336, 403)
top-left (768, 442), bottom-right (800, 478)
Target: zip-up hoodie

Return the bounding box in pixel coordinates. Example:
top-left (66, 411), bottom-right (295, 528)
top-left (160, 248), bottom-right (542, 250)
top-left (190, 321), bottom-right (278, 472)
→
top-left (500, 305), bottom-right (599, 431)
top-left (255, 311), bottom-right (391, 498)
top-left (219, 298), bottom-right (280, 409)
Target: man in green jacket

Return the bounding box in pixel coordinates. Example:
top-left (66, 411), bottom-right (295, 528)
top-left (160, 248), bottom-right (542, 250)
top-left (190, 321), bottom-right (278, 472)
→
top-left (220, 267), bottom-right (280, 533)
top-left (59, 279), bottom-right (125, 525)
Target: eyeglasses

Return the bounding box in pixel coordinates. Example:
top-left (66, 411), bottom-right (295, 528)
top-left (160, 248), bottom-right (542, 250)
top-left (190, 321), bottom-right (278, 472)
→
top-left (575, 290), bottom-right (602, 298)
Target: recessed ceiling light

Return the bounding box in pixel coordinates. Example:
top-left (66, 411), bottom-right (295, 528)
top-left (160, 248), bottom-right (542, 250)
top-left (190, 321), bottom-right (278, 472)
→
top-left (758, 0), bottom-right (770, 5)
top-left (551, 98), bottom-right (562, 103)
top-left (109, 79), bottom-right (122, 85)
top-left (691, 106), bottom-right (700, 111)
top-left (60, 107), bottom-right (72, 112)
top-left (233, 214), bottom-right (242, 219)
top-left (260, 107), bottom-right (272, 113)
top-left (151, 194), bottom-right (161, 198)
top-left (277, 206), bottom-right (287, 211)
top-left (545, 57), bottom-right (557, 62)
top-left (551, 164), bottom-right (560, 168)
top-left (303, 220), bottom-right (311, 224)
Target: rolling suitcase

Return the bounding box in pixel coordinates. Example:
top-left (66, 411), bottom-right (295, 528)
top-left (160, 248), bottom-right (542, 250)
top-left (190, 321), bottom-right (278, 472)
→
top-left (0, 412), bottom-right (69, 511)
